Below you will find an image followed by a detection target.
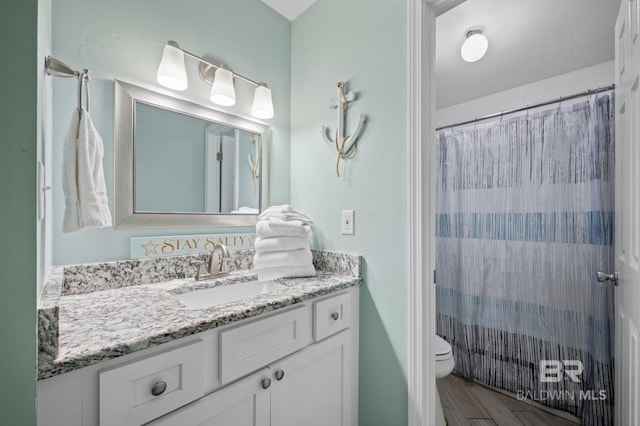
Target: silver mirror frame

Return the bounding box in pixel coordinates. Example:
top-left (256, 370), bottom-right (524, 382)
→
top-left (113, 80), bottom-right (270, 228)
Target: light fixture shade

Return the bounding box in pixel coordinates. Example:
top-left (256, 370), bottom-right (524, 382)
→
top-left (461, 31), bottom-right (488, 63)
top-left (210, 67), bottom-right (236, 106)
top-left (157, 43), bottom-right (188, 91)
top-left (251, 85), bottom-right (274, 119)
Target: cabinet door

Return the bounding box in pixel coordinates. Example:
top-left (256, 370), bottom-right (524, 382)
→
top-left (147, 368), bottom-right (271, 426)
top-left (270, 331), bottom-right (352, 426)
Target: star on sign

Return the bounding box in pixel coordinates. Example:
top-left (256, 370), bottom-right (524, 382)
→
top-left (141, 240), bottom-right (159, 256)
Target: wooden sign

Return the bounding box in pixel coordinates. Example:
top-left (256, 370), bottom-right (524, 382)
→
top-left (131, 233), bottom-right (256, 259)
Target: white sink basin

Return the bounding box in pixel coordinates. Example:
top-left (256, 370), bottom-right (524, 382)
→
top-left (173, 280), bottom-right (286, 310)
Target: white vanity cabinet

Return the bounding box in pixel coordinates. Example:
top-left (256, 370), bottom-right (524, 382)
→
top-left (149, 331), bottom-right (352, 426)
top-left (37, 287), bottom-right (359, 426)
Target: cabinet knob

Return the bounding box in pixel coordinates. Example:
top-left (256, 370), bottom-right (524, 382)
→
top-left (261, 378), bottom-right (272, 389)
top-left (275, 370), bottom-right (285, 381)
top-left (151, 381), bottom-right (167, 396)
top-left (331, 312), bottom-right (340, 320)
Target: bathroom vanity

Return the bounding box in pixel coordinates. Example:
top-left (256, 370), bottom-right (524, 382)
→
top-left (37, 250), bottom-right (361, 426)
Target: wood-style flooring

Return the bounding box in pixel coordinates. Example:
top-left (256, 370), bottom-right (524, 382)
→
top-left (437, 374), bottom-right (579, 426)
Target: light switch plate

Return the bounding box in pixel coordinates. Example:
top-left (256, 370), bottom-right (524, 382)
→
top-left (341, 210), bottom-right (354, 235)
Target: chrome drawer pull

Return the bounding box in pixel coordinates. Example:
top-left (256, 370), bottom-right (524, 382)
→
top-left (331, 312), bottom-right (340, 320)
top-left (151, 381), bottom-right (167, 396)
top-left (261, 378), bottom-right (272, 389)
top-left (275, 370), bottom-right (285, 381)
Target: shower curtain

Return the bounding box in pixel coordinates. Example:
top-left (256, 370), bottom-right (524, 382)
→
top-left (435, 92), bottom-right (615, 425)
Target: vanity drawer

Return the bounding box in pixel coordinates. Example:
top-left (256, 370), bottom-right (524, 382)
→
top-left (220, 305), bottom-right (312, 384)
top-left (314, 292), bottom-right (352, 341)
top-left (99, 339), bottom-right (204, 426)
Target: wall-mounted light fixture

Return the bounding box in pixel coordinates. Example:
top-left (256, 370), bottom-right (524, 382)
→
top-left (460, 29), bottom-right (488, 63)
top-left (156, 40), bottom-right (274, 119)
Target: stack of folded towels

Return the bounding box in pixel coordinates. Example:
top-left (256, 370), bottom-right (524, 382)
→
top-left (254, 205), bottom-right (316, 281)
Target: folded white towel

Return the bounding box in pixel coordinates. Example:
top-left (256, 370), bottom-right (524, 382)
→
top-left (259, 204), bottom-right (314, 226)
top-left (254, 249), bottom-right (313, 270)
top-left (232, 207), bottom-right (259, 214)
top-left (254, 237), bottom-right (310, 253)
top-left (62, 108), bottom-right (112, 233)
top-left (256, 218), bottom-right (312, 238)
top-left (258, 264), bottom-right (316, 281)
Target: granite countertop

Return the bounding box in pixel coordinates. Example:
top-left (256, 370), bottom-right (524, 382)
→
top-left (37, 250), bottom-right (361, 380)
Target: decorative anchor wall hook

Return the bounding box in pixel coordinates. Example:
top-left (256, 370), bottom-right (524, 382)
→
top-left (321, 81), bottom-right (366, 177)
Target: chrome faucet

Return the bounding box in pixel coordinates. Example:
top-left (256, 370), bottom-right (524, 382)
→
top-left (195, 243), bottom-right (231, 280)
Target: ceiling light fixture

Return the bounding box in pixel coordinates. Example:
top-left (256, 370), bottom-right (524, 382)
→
top-left (156, 40), bottom-right (274, 119)
top-left (460, 29), bottom-right (488, 63)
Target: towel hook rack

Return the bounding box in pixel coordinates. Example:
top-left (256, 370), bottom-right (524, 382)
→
top-left (45, 55), bottom-right (91, 113)
top-left (77, 69), bottom-right (90, 114)
top-left (45, 56), bottom-right (81, 78)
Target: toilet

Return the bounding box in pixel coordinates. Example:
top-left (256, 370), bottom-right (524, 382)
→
top-left (435, 334), bottom-right (455, 426)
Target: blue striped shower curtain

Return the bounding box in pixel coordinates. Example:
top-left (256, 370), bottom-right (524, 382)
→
top-left (435, 92), bottom-right (615, 425)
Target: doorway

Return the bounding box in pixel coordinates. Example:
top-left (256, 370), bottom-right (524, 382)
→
top-left (409, 1), bottom-right (632, 425)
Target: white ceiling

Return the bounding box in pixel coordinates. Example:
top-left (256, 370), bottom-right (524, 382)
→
top-left (261, 0), bottom-right (317, 21)
top-left (436, 0), bottom-right (622, 109)
top-left (262, 0), bottom-right (620, 107)
top-left (261, 0), bottom-right (458, 22)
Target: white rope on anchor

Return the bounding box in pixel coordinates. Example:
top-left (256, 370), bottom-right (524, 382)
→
top-left (321, 81), bottom-right (367, 177)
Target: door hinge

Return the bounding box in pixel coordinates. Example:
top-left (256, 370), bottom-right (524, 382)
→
top-left (433, 269), bottom-right (436, 284)
top-left (217, 152), bottom-right (223, 162)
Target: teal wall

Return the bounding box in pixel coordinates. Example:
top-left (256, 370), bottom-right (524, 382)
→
top-left (42, 1), bottom-right (411, 423)
top-left (290, 0), bottom-right (409, 424)
top-left (135, 103), bottom-right (208, 213)
top-left (0, 1), bottom-right (40, 424)
top-left (51, 0), bottom-right (291, 264)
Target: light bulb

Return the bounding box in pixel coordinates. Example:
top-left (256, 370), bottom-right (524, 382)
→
top-left (210, 67), bottom-right (236, 106)
top-left (461, 30), bottom-right (488, 63)
top-left (156, 42), bottom-right (188, 91)
top-left (251, 85), bottom-right (274, 119)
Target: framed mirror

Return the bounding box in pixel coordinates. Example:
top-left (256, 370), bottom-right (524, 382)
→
top-left (114, 80), bottom-right (270, 228)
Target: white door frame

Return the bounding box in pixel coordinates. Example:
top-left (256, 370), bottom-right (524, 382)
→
top-left (407, 1), bottom-right (468, 425)
top-left (407, 0), bottom-right (436, 425)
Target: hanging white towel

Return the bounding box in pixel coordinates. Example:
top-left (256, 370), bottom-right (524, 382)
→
top-left (257, 264), bottom-right (317, 281)
top-left (254, 249), bottom-right (313, 270)
top-left (62, 108), bottom-right (112, 233)
top-left (254, 237), bottom-right (310, 253)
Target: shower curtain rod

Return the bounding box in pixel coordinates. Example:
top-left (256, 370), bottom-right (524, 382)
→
top-left (436, 84), bottom-right (615, 131)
